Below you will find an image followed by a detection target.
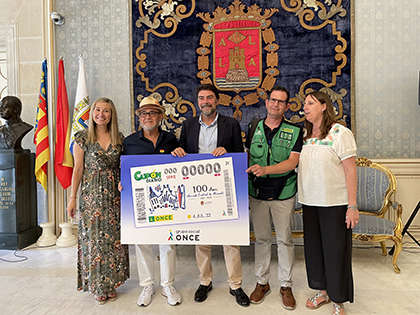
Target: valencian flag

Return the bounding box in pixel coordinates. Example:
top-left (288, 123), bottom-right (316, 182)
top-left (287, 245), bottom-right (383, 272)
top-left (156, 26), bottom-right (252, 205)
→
top-left (70, 56), bottom-right (90, 154)
top-left (55, 58), bottom-right (73, 189)
top-left (34, 59), bottom-right (49, 192)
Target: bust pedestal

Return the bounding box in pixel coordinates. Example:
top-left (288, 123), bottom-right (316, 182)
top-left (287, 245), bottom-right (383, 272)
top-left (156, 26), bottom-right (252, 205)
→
top-left (0, 150), bottom-right (40, 249)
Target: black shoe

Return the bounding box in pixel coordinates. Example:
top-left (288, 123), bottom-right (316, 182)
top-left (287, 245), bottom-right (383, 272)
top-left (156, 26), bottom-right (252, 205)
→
top-left (229, 287), bottom-right (250, 307)
top-left (194, 282), bottom-right (212, 302)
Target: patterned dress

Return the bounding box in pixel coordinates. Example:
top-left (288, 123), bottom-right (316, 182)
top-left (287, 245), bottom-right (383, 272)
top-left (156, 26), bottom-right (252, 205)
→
top-left (75, 130), bottom-right (129, 294)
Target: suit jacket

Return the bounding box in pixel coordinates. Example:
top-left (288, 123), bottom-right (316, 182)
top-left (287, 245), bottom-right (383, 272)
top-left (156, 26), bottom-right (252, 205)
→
top-left (179, 114), bottom-right (244, 153)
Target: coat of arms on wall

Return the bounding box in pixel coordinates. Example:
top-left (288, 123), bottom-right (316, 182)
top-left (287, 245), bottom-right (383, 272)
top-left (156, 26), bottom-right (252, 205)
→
top-left (132, 0), bottom-right (353, 137)
top-left (196, 1), bottom-right (279, 121)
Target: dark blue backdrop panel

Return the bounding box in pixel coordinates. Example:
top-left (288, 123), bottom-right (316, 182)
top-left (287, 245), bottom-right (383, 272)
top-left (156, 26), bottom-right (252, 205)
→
top-left (132, 0), bottom-right (352, 137)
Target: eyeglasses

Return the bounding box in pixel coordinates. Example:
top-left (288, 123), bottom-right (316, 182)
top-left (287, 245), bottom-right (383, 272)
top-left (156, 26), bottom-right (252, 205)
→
top-left (268, 98), bottom-right (287, 105)
top-left (139, 111), bottom-right (159, 118)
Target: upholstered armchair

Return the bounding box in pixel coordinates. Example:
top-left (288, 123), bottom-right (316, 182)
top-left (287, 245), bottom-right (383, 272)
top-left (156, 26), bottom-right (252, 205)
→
top-left (352, 157), bottom-right (403, 274)
top-left (250, 158), bottom-right (403, 274)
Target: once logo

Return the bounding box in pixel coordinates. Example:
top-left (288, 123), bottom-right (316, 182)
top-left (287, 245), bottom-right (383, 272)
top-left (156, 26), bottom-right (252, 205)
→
top-left (149, 214), bottom-right (173, 222)
top-left (175, 234), bottom-right (200, 242)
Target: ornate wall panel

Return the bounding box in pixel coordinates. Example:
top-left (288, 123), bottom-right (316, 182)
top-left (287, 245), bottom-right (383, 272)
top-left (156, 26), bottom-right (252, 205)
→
top-left (56, 0), bottom-right (131, 136)
top-left (355, 0), bottom-right (420, 158)
top-left (132, 0), bottom-right (353, 138)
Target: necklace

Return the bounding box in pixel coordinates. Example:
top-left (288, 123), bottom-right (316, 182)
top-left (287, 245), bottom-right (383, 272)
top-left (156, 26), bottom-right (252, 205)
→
top-left (312, 126), bottom-right (321, 138)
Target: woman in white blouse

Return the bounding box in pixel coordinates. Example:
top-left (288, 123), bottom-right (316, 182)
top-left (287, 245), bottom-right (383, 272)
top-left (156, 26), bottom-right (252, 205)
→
top-left (298, 91), bottom-right (359, 315)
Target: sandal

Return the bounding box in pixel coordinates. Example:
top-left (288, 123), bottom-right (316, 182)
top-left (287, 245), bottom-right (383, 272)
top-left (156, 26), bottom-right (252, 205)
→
top-left (107, 290), bottom-right (117, 302)
top-left (333, 303), bottom-right (345, 315)
top-left (94, 293), bottom-right (108, 305)
top-left (306, 291), bottom-right (331, 309)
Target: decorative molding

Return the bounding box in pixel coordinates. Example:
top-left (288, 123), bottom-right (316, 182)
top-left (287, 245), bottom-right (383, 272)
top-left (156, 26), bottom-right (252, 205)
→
top-left (372, 159), bottom-right (420, 176)
top-left (0, 23), bottom-right (19, 97)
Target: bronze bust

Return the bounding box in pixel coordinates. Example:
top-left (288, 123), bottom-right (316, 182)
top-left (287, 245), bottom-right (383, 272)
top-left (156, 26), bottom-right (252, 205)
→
top-left (0, 96), bottom-right (33, 150)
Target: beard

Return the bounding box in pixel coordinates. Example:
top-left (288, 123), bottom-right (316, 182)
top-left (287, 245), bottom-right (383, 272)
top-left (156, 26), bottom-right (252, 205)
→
top-left (200, 104), bottom-right (216, 117)
top-left (140, 121), bottom-right (159, 132)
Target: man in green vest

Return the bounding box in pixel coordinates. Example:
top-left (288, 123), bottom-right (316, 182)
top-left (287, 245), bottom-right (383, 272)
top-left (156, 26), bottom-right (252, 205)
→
top-left (246, 86), bottom-right (303, 310)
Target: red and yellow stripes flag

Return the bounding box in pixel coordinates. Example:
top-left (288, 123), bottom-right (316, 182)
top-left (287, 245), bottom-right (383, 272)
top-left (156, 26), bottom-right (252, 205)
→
top-left (34, 59), bottom-right (49, 192)
top-left (54, 58), bottom-right (73, 189)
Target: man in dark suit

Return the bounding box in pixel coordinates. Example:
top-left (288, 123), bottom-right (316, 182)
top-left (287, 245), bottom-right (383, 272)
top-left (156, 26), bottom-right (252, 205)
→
top-left (171, 84), bottom-right (249, 307)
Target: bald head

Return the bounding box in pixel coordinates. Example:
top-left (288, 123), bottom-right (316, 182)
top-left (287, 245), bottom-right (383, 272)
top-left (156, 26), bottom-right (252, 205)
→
top-left (0, 96), bottom-right (22, 120)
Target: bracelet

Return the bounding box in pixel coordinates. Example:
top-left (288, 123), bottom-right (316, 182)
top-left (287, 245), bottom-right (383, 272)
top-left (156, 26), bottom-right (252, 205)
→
top-left (347, 205), bottom-right (358, 210)
top-left (69, 196), bottom-right (77, 199)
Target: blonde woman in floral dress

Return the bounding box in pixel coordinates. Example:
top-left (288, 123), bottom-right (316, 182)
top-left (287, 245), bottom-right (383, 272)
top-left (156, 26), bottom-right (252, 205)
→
top-left (67, 97), bottom-right (129, 305)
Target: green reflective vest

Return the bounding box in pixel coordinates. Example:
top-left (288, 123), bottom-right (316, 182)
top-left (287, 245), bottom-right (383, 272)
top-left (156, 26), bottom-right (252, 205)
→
top-left (248, 119), bottom-right (301, 200)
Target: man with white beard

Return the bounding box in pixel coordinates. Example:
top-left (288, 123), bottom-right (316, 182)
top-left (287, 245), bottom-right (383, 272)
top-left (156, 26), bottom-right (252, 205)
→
top-left (123, 96), bottom-right (180, 307)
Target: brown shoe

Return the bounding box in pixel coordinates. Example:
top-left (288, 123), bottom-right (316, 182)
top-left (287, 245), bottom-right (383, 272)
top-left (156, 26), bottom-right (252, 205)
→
top-left (280, 287), bottom-right (296, 310)
top-left (249, 283), bottom-right (271, 304)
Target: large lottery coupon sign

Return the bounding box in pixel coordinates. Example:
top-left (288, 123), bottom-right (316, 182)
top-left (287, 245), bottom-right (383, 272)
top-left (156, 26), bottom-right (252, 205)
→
top-left (120, 153), bottom-right (249, 245)
top-left (130, 157), bottom-right (238, 227)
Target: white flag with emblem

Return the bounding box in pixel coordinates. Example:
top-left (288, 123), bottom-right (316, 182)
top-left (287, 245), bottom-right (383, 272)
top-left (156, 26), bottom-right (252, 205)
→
top-left (70, 56), bottom-right (90, 154)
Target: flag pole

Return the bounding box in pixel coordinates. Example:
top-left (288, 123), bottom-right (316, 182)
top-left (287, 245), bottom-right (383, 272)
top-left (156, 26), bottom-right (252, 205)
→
top-left (68, 54), bottom-right (90, 231)
top-left (55, 56), bottom-right (76, 247)
top-left (35, 58), bottom-right (57, 247)
top-left (42, 0), bottom-right (58, 235)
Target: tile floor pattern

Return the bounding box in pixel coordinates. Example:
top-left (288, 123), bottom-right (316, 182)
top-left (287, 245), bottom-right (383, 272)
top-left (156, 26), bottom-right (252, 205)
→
top-left (1, 241), bottom-right (420, 315)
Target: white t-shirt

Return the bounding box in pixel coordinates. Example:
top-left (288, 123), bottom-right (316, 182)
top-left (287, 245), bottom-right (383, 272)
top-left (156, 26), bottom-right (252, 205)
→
top-left (298, 123), bottom-right (357, 206)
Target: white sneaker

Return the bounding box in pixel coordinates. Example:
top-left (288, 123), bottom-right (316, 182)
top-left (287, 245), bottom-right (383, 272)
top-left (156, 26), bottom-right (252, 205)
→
top-left (137, 285), bottom-right (155, 307)
top-left (162, 285), bottom-right (182, 306)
